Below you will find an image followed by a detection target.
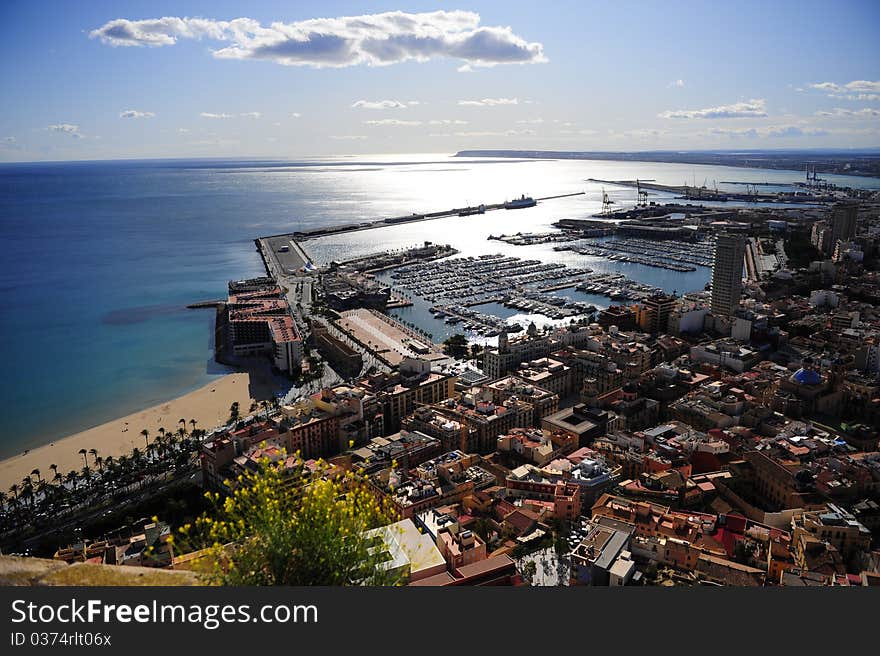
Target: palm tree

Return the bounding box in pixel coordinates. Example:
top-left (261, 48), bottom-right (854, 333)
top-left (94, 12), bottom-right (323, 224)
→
top-left (9, 483), bottom-right (19, 505)
top-left (140, 429), bottom-right (150, 447)
top-left (88, 448), bottom-right (99, 468)
top-left (36, 480), bottom-right (51, 504)
top-left (179, 418), bottom-right (187, 435)
top-left (95, 456), bottom-right (104, 473)
top-left (30, 468), bottom-right (42, 483)
top-left (19, 481), bottom-right (34, 510)
top-left (49, 463), bottom-right (59, 480)
top-left (78, 448), bottom-right (88, 469)
top-left (189, 418), bottom-right (197, 434)
top-left (65, 470), bottom-right (79, 491)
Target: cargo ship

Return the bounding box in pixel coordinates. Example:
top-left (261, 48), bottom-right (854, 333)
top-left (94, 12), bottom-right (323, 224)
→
top-left (504, 195), bottom-right (537, 209)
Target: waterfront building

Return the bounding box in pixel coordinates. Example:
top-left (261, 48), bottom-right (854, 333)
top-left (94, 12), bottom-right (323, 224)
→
top-left (226, 281), bottom-right (303, 373)
top-left (483, 328), bottom-right (550, 379)
top-left (482, 323), bottom-right (599, 379)
top-left (598, 305), bottom-right (638, 331)
top-left (710, 234), bottom-right (746, 317)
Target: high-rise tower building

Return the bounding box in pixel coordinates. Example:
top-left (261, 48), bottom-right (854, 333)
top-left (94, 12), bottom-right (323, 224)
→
top-left (827, 202), bottom-right (858, 256)
top-left (711, 234), bottom-right (746, 317)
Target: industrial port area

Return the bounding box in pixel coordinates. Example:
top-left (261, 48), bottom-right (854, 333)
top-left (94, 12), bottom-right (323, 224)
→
top-left (248, 181), bottom-right (871, 372)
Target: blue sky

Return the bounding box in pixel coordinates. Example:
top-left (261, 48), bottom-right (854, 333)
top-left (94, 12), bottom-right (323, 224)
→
top-left (1, 0), bottom-right (878, 161)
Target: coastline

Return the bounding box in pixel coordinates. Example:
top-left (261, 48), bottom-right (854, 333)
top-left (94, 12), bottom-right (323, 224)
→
top-left (0, 372), bottom-right (276, 493)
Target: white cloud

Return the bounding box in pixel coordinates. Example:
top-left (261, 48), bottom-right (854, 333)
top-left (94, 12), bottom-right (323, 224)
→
top-left (458, 97), bottom-right (519, 106)
top-left (457, 64), bottom-right (473, 73)
top-left (427, 119), bottom-right (468, 125)
top-left (188, 137), bottom-right (240, 147)
top-left (89, 11), bottom-right (546, 70)
top-left (659, 99), bottom-right (767, 119)
top-left (432, 129), bottom-right (535, 137)
top-left (178, 128), bottom-right (189, 133)
top-left (329, 135), bottom-right (367, 140)
top-left (46, 123), bottom-right (82, 138)
top-left (239, 112), bottom-right (261, 119)
top-left (809, 80), bottom-right (880, 95)
top-left (709, 125), bottom-right (828, 138)
top-left (815, 107), bottom-right (880, 118)
top-left (516, 118), bottom-right (544, 124)
top-left (352, 99), bottom-right (407, 110)
top-left (290, 112), bottom-right (302, 118)
top-left (200, 112), bottom-right (233, 119)
top-left (119, 109), bottom-right (155, 119)
top-left (668, 79), bottom-right (685, 88)
top-left (611, 128), bottom-right (666, 139)
top-left (363, 119), bottom-right (422, 126)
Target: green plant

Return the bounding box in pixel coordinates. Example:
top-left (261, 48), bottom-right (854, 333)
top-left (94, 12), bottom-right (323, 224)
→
top-left (179, 456), bottom-right (402, 585)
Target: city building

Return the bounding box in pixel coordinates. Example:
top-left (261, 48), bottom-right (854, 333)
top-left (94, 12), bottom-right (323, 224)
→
top-left (541, 404), bottom-right (609, 446)
top-left (638, 294), bottom-right (678, 335)
top-left (827, 202), bottom-right (858, 257)
top-left (711, 234), bottom-right (746, 317)
top-left (226, 280), bottom-right (303, 373)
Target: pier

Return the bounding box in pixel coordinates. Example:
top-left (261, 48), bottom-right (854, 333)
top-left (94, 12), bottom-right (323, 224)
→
top-left (280, 191), bottom-right (585, 241)
top-left (587, 177), bottom-right (828, 204)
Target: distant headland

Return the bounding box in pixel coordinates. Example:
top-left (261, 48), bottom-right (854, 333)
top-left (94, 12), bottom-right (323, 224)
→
top-left (454, 149), bottom-right (880, 179)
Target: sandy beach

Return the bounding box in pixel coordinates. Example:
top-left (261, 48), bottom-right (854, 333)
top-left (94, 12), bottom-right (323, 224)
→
top-left (0, 372), bottom-right (277, 493)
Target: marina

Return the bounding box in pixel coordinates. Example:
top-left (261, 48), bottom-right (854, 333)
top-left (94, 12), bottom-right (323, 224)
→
top-left (554, 235), bottom-right (715, 272)
top-left (377, 252), bottom-right (663, 335)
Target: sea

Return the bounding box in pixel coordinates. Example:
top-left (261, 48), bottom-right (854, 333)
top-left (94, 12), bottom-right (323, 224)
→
top-left (1, 153), bottom-right (878, 457)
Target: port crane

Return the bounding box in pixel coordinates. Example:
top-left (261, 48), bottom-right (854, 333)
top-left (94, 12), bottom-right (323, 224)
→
top-left (601, 187), bottom-right (615, 215)
top-left (635, 179), bottom-right (649, 207)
